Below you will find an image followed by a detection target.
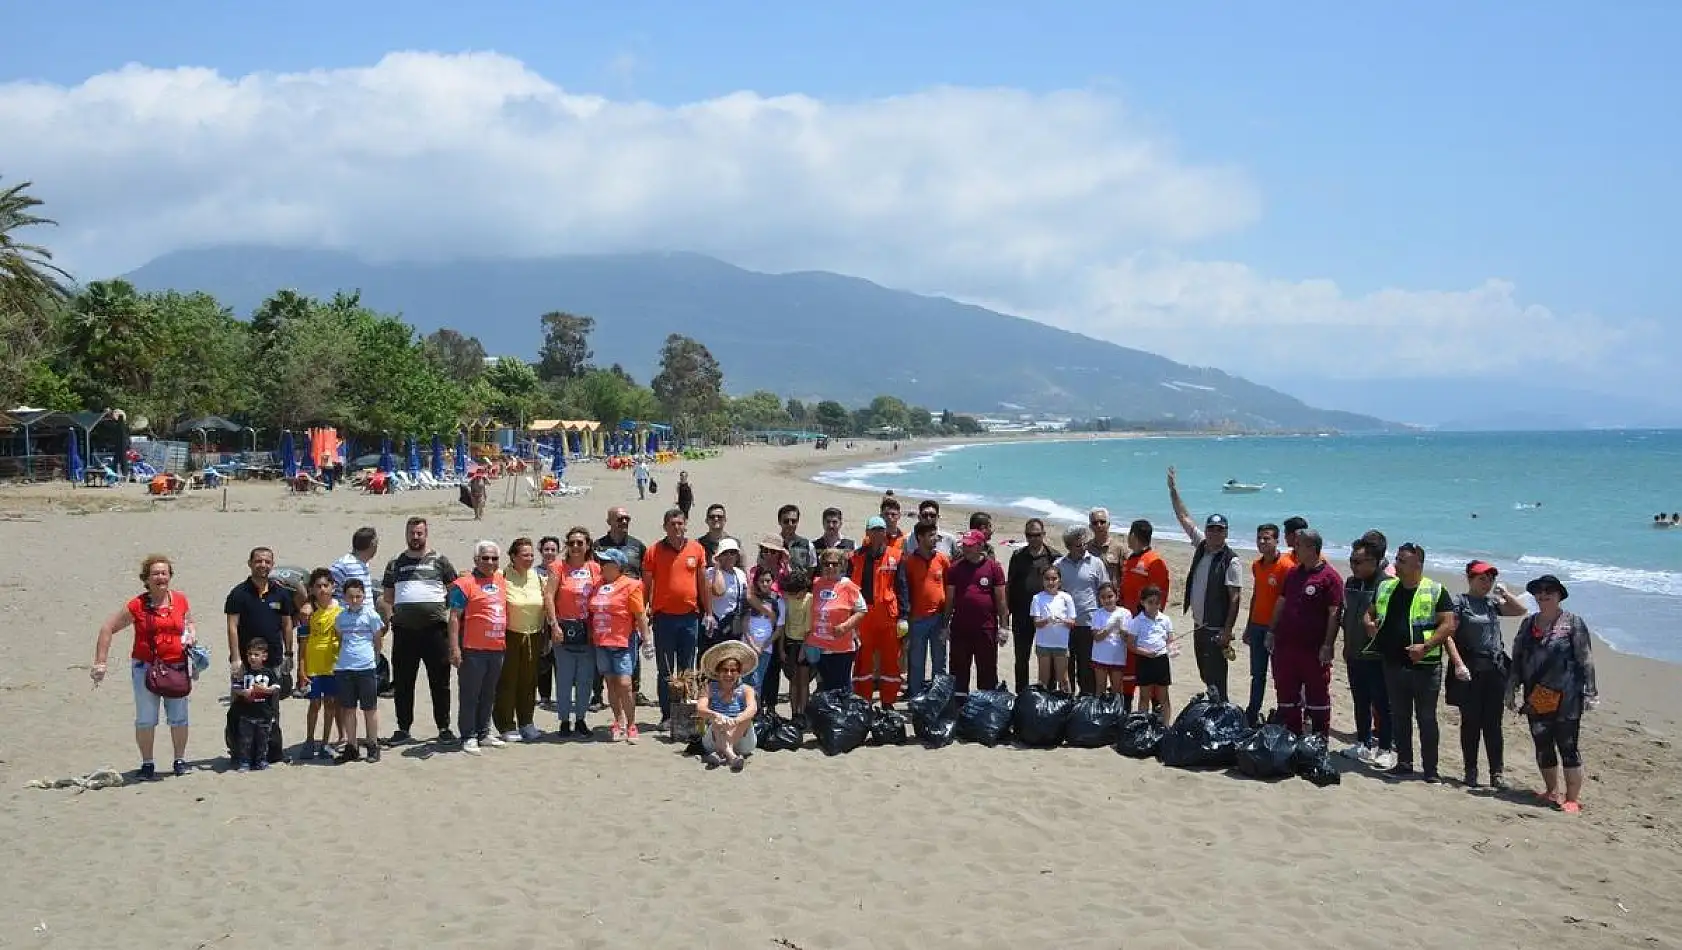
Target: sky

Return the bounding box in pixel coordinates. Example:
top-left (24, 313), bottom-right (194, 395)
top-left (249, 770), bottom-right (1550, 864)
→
top-left (4, 1), bottom-right (1679, 421)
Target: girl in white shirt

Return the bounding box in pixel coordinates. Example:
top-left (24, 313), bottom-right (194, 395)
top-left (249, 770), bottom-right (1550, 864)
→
top-left (1029, 565), bottom-right (1076, 692)
top-left (1087, 582), bottom-right (1132, 696)
top-left (1124, 585), bottom-right (1175, 721)
top-left (741, 568), bottom-right (785, 694)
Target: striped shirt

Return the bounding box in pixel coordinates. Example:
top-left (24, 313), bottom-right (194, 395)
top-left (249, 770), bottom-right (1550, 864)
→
top-left (329, 553), bottom-right (374, 602)
top-left (381, 550), bottom-right (459, 624)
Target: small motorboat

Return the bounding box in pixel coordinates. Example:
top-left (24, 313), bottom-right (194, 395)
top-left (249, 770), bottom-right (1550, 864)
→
top-left (1222, 479), bottom-right (1266, 494)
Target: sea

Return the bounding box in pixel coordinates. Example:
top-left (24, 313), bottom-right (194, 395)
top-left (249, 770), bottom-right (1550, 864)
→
top-left (815, 430), bottom-right (1682, 663)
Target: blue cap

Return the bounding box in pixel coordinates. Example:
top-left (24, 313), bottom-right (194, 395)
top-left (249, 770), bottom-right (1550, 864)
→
top-left (865, 516), bottom-right (887, 531)
top-left (595, 548), bottom-right (628, 566)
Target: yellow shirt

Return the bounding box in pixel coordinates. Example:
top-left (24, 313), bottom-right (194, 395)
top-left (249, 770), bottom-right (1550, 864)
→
top-left (303, 602), bottom-right (342, 676)
top-left (502, 568), bottom-right (547, 634)
top-left (784, 592), bottom-right (814, 642)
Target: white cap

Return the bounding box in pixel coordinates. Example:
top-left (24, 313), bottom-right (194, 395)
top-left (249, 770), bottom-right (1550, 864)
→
top-left (715, 538), bottom-right (741, 556)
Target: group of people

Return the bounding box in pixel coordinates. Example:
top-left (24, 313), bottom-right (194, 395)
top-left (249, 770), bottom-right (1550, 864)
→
top-left (91, 469), bottom-right (1599, 810)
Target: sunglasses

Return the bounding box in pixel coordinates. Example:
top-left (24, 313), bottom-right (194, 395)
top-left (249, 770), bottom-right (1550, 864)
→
top-left (707, 514), bottom-right (725, 521)
top-left (567, 540), bottom-right (588, 547)
top-left (478, 555), bottom-right (500, 562)
top-left (1025, 532), bottom-right (1044, 540)
top-left (613, 516), bottom-right (631, 523)
top-left (780, 517), bottom-right (799, 525)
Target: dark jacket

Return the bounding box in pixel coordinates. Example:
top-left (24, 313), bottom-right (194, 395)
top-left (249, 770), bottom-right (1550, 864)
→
top-left (1184, 542), bottom-right (1239, 630)
top-left (1007, 544), bottom-right (1059, 617)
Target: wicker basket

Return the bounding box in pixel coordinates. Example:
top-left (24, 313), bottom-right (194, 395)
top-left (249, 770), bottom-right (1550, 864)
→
top-left (667, 669), bottom-right (705, 742)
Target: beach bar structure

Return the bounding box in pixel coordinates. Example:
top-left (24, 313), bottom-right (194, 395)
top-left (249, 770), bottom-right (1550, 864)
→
top-left (528, 419), bottom-right (608, 458)
top-left (2, 407), bottom-right (128, 481)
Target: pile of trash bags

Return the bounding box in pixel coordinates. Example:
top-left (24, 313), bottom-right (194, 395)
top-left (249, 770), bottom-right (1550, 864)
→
top-left (1158, 689), bottom-right (1252, 769)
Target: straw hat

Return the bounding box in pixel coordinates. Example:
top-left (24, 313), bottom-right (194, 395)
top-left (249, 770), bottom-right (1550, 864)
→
top-left (699, 640), bottom-right (758, 679)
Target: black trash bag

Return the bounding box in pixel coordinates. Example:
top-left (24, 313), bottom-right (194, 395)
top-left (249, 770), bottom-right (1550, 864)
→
top-left (647, 478), bottom-right (658, 495)
top-left (1065, 693), bottom-right (1126, 748)
top-left (1114, 712), bottom-right (1166, 758)
top-left (754, 710), bottom-right (803, 752)
top-left (1012, 687), bottom-right (1075, 748)
top-left (1291, 732), bottom-right (1341, 786)
top-left (375, 653), bottom-right (393, 695)
top-left (956, 687), bottom-right (1016, 746)
top-left (916, 713), bottom-right (958, 748)
top-left (907, 674), bottom-right (957, 726)
top-left (807, 688), bottom-right (871, 755)
top-left (683, 736), bottom-right (706, 757)
top-left (867, 707), bottom-right (910, 746)
top-left (1236, 724), bottom-right (1299, 779)
top-left (1158, 691), bottom-right (1252, 769)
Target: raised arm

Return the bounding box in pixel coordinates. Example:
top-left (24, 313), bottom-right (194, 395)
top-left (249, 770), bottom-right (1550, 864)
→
top-left (1166, 467), bottom-right (1202, 545)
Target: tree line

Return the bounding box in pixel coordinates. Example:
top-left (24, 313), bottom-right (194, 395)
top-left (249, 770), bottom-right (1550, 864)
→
top-left (2, 177), bottom-right (983, 442)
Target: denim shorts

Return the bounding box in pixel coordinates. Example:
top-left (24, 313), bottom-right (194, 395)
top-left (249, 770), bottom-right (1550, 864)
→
top-left (595, 646), bottom-right (635, 677)
top-left (132, 661), bottom-right (190, 729)
top-left (305, 673), bottom-right (337, 701)
top-left (336, 668), bottom-right (379, 711)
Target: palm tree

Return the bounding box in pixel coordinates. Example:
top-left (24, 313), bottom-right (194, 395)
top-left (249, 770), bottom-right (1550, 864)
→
top-left (0, 178), bottom-right (72, 404)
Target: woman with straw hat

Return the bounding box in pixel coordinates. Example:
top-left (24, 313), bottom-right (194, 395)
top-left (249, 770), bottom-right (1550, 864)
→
top-left (697, 640), bottom-right (760, 770)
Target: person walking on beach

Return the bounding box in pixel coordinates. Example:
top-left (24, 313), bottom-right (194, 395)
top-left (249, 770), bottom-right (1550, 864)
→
top-left (900, 519), bottom-right (951, 697)
top-left (1167, 468), bottom-right (1242, 701)
top-left (814, 507), bottom-right (856, 563)
top-left (1054, 525), bottom-right (1108, 696)
top-left (1365, 543), bottom-right (1458, 781)
top-left (223, 546), bottom-right (297, 763)
top-left (849, 516), bottom-right (910, 707)
top-left (775, 504), bottom-right (819, 577)
top-left (449, 540), bottom-right (509, 754)
top-left (1119, 520), bottom-right (1171, 709)
top-left (676, 471), bottom-right (694, 520)
top-left (916, 499), bottom-right (959, 558)
top-left (1006, 518), bottom-right (1059, 693)
top-left (634, 458), bottom-right (651, 500)
top-left (595, 507), bottom-right (649, 709)
top-left (1451, 561), bottom-right (1526, 789)
top-left (382, 517), bottom-right (458, 745)
top-left (91, 554), bottom-right (196, 780)
top-left (493, 538), bottom-right (547, 743)
top-left (1508, 574), bottom-right (1598, 812)
top-left (329, 527), bottom-right (380, 602)
top-left (1341, 538), bottom-right (1395, 768)
top-left (1244, 523), bottom-right (1292, 726)
top-left (544, 527), bottom-right (600, 737)
top-left (946, 530), bottom-right (1009, 699)
top-left (808, 550), bottom-right (867, 693)
top-left (646, 508), bottom-right (711, 730)
top-left (1264, 529), bottom-right (1343, 737)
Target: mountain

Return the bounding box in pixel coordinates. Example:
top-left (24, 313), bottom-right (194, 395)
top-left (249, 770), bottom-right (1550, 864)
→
top-left (1280, 376), bottom-right (1682, 431)
top-left (124, 246), bottom-right (1394, 431)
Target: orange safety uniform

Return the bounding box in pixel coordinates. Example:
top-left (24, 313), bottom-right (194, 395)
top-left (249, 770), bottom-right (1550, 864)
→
top-left (849, 544), bottom-right (908, 704)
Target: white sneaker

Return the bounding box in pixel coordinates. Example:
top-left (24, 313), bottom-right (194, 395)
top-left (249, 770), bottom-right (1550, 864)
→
top-left (1340, 743), bottom-right (1366, 760)
top-left (462, 738), bottom-right (481, 755)
top-left (501, 730), bottom-right (522, 743)
top-left (1373, 750), bottom-right (1398, 770)
top-left (519, 724), bottom-right (543, 742)
top-left (1354, 745), bottom-right (1375, 764)
top-left (485, 734), bottom-right (508, 748)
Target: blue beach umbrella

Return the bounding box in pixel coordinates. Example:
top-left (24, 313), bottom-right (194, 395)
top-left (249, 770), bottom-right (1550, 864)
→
top-left (301, 448), bottom-right (316, 474)
top-left (431, 434), bottom-right (444, 478)
top-left (550, 433), bottom-right (566, 479)
top-left (66, 430), bottom-right (84, 483)
top-left (280, 431), bottom-right (298, 480)
top-left (454, 431), bottom-right (468, 477)
top-left (406, 436), bottom-right (421, 477)
top-left (646, 431), bottom-right (657, 455)
top-left (379, 436), bottom-right (394, 474)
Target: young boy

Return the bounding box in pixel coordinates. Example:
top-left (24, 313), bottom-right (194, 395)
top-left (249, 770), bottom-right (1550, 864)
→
top-left (231, 639), bottom-right (285, 772)
top-left (1125, 586), bottom-right (1175, 721)
top-left (299, 568), bottom-right (342, 759)
top-left (333, 578), bottom-right (386, 763)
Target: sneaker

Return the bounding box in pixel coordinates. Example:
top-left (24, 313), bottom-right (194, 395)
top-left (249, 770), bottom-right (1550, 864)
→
top-left (172, 759), bottom-right (189, 777)
top-left (484, 734), bottom-right (508, 748)
top-left (1386, 762), bottom-right (1415, 777)
top-left (1372, 749), bottom-right (1399, 771)
top-left (589, 700), bottom-right (606, 712)
top-left (1423, 771), bottom-right (1442, 785)
top-left (1561, 800), bottom-right (1582, 814)
top-left (363, 742), bottom-right (381, 763)
top-left (520, 724), bottom-right (543, 742)
top-left (1490, 772), bottom-right (1511, 791)
top-left (501, 730), bottom-right (523, 743)
top-left (557, 721), bottom-right (574, 738)
top-left (657, 718), bottom-right (672, 734)
top-left (236, 763), bottom-right (251, 773)
top-left (1464, 772), bottom-right (1483, 788)
top-left (1339, 743), bottom-right (1365, 760)
top-left (137, 762), bottom-right (158, 781)
top-left (626, 725), bottom-right (640, 744)
top-left (635, 692), bottom-right (654, 707)
top-left (573, 718), bottom-right (589, 737)
top-left (388, 729), bottom-right (412, 745)
top-left (462, 738), bottom-right (481, 754)
top-left (336, 744), bottom-right (361, 764)
top-left (316, 743), bottom-right (334, 759)
top-left (610, 723), bottom-right (625, 742)
top-left (251, 759), bottom-right (268, 772)
top-left (436, 729), bottom-right (458, 744)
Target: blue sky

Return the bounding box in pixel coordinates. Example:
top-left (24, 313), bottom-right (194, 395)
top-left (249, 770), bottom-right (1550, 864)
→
top-left (6, 1), bottom-right (1679, 421)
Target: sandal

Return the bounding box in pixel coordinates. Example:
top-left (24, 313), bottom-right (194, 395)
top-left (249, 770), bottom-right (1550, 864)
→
top-left (1561, 800), bottom-right (1582, 814)
top-left (1537, 791), bottom-right (1564, 808)
top-left (729, 755), bottom-right (746, 773)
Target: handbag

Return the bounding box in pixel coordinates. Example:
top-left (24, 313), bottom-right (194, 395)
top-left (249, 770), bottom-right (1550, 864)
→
top-left (143, 613), bottom-right (192, 699)
top-left (1525, 684), bottom-right (1563, 716)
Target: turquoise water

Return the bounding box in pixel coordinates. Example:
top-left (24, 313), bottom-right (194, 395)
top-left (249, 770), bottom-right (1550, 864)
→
top-left (816, 431), bottom-right (1682, 662)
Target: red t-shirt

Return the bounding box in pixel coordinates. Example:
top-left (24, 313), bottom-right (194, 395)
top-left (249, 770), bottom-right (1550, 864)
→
top-left (947, 557), bottom-right (1005, 634)
top-left (129, 591), bottom-right (190, 663)
top-left (1272, 560), bottom-right (1345, 652)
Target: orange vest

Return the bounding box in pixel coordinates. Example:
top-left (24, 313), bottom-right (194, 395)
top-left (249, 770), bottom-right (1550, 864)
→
top-left (808, 577), bottom-right (863, 653)
top-left (849, 545), bottom-right (902, 618)
top-left (552, 560), bottom-right (601, 622)
top-left (902, 550), bottom-right (949, 618)
top-left (451, 574), bottom-right (507, 651)
top-left (589, 579), bottom-right (644, 650)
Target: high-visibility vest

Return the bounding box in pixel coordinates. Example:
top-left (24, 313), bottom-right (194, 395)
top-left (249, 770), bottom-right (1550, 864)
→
top-left (1372, 577), bottom-right (1446, 663)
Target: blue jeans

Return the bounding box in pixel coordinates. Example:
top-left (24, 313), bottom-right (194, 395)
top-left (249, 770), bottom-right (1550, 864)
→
top-left (1243, 622), bottom-right (1271, 720)
top-left (907, 616), bottom-right (948, 697)
top-left (554, 646), bottom-right (593, 720)
top-left (652, 612), bottom-right (700, 719)
top-left (1348, 657), bottom-right (1394, 751)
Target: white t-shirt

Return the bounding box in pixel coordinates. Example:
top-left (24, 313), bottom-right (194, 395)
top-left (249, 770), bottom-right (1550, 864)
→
top-left (1030, 590), bottom-right (1077, 649)
top-left (1089, 606), bottom-right (1133, 667)
top-left (708, 566), bottom-right (746, 621)
top-left (744, 596), bottom-right (785, 651)
top-left (1126, 611), bottom-right (1173, 657)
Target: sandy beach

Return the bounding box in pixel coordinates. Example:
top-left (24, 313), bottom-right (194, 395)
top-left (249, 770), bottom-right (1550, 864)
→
top-left (3, 438), bottom-right (1681, 949)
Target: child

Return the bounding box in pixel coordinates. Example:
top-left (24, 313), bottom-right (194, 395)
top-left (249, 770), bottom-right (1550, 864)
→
top-left (1125, 585), bottom-right (1174, 721)
top-left (230, 639), bottom-right (284, 772)
top-left (299, 568), bottom-right (342, 759)
top-left (1087, 581), bottom-right (1133, 701)
top-left (333, 578), bottom-right (386, 763)
top-left (742, 568), bottom-right (785, 696)
top-left (1030, 565), bottom-right (1076, 692)
top-left (780, 570), bottom-right (815, 723)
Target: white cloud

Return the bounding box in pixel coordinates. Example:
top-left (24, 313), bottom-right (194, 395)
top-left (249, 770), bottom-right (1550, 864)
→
top-left (0, 51), bottom-right (1635, 379)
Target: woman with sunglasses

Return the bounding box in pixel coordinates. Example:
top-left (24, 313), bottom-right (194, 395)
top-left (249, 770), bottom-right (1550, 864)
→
top-left (806, 550), bottom-right (867, 692)
top-left (1508, 574), bottom-right (1599, 812)
top-left (544, 528), bottom-right (600, 737)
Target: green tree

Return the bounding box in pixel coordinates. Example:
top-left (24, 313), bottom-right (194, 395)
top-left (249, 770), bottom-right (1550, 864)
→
top-left (482, 357), bottom-right (541, 427)
top-left (249, 289), bottom-right (313, 362)
top-left (262, 305), bottom-right (358, 430)
top-left (145, 291), bottom-right (255, 422)
top-left (60, 279), bottom-right (161, 410)
top-left (422, 328), bottom-right (488, 384)
top-left (866, 394), bottom-right (911, 432)
top-left (786, 398), bottom-right (808, 425)
top-left (728, 390), bottom-right (788, 430)
top-left (651, 334), bottom-right (724, 435)
top-left (20, 363), bottom-right (78, 411)
top-left (536, 311), bottom-right (595, 382)
top-left (572, 367), bottom-right (650, 427)
top-left (952, 414), bottom-right (985, 435)
top-left (0, 178), bottom-right (71, 406)
top-left (334, 304), bottom-right (464, 436)
top-left (813, 399), bottom-right (850, 435)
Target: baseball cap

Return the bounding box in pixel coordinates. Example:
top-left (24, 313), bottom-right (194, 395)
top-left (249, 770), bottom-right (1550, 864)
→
top-left (1465, 560), bottom-right (1498, 577)
top-left (865, 516), bottom-right (887, 531)
top-left (960, 529), bottom-right (987, 548)
top-left (595, 548), bottom-right (628, 566)
top-left (1204, 514), bottom-right (1229, 529)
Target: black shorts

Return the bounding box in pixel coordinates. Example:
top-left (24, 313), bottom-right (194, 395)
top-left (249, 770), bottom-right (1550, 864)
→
top-left (337, 668), bottom-right (380, 711)
top-left (782, 639), bottom-right (810, 668)
top-left (1135, 654), bottom-right (1172, 687)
